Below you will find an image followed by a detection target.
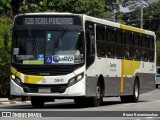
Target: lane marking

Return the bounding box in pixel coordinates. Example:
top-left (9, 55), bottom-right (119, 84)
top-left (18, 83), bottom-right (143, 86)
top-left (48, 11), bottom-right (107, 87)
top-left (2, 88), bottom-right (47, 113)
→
top-left (123, 103), bottom-right (136, 106)
top-left (1, 102), bottom-right (10, 104)
top-left (146, 117), bottom-right (154, 119)
top-left (153, 100), bottom-right (160, 103)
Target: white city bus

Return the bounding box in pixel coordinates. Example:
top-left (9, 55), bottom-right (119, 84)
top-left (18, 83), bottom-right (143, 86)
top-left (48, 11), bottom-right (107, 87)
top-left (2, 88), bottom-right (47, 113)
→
top-left (4, 13), bottom-right (156, 108)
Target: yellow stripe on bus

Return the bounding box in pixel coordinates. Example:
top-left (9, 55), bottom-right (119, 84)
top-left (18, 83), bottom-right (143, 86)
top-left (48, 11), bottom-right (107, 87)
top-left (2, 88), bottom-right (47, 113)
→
top-left (120, 60), bottom-right (124, 92)
top-left (120, 60), bottom-right (141, 92)
top-left (11, 66), bottom-right (22, 78)
top-left (24, 75), bottom-right (44, 84)
top-left (11, 66), bottom-right (17, 74)
top-left (11, 66), bottom-right (44, 84)
top-left (120, 24), bottom-right (145, 33)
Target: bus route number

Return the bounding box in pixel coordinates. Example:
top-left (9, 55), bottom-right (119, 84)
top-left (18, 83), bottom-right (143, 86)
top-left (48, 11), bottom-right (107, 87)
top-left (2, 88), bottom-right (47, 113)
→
top-left (54, 79), bottom-right (64, 83)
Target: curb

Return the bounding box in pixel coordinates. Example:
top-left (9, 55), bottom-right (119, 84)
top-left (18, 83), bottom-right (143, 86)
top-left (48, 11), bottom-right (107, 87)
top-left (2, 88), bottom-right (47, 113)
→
top-left (0, 101), bottom-right (31, 105)
top-left (0, 98), bottom-right (9, 102)
top-left (0, 98), bottom-right (30, 105)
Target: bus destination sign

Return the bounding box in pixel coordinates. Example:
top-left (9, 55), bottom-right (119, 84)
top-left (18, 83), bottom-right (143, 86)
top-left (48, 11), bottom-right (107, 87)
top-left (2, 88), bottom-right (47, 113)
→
top-left (15, 16), bottom-right (81, 26)
top-left (24, 17), bottom-right (73, 25)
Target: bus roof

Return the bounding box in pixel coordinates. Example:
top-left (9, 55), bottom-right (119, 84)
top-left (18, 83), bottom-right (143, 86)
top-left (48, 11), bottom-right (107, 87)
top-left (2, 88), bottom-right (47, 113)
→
top-left (15, 12), bottom-right (155, 36)
top-left (83, 14), bottom-right (155, 36)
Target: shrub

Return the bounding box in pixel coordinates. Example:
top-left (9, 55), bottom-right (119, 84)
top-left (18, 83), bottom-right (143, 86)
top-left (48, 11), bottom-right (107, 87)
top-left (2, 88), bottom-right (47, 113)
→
top-left (0, 15), bottom-right (12, 97)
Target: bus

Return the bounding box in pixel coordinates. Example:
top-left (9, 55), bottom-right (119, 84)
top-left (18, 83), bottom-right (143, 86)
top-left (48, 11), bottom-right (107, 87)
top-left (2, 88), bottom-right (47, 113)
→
top-left (4, 13), bottom-right (156, 108)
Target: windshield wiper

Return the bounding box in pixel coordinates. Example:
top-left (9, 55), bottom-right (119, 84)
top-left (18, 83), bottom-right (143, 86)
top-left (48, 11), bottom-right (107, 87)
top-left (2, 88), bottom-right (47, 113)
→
top-left (54, 28), bottom-right (66, 48)
top-left (28, 27), bottom-right (38, 58)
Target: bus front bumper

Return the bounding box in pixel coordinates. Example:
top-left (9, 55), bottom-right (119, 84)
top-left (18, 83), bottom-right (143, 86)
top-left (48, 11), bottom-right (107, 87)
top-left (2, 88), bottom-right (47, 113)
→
top-left (10, 78), bottom-right (86, 97)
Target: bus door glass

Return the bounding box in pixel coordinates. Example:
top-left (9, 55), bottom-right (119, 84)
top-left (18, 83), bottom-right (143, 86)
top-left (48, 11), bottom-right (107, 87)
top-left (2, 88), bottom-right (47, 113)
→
top-left (85, 21), bottom-right (95, 68)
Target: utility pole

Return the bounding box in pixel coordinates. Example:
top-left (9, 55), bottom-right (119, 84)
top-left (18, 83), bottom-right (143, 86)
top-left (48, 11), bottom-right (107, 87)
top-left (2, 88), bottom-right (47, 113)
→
top-left (140, 4), bottom-right (143, 29)
top-left (112, 9), bottom-right (116, 22)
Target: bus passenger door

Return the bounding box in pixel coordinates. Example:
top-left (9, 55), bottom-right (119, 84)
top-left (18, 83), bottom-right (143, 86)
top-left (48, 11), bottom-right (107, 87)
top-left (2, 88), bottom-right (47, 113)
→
top-left (86, 30), bottom-right (96, 76)
top-left (95, 25), bottom-right (107, 76)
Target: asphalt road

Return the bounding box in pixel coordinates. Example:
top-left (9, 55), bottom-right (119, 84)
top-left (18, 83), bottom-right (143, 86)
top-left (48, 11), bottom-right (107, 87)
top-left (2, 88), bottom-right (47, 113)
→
top-left (0, 88), bottom-right (160, 120)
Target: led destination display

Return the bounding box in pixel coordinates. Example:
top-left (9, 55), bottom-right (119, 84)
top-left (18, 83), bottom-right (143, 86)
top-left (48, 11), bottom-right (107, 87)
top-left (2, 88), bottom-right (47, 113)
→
top-left (24, 17), bottom-right (74, 25)
top-left (15, 15), bottom-right (81, 26)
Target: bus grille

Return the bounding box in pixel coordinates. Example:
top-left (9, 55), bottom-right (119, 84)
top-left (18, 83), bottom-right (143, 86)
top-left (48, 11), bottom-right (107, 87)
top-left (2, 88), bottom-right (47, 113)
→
top-left (21, 68), bottom-right (72, 76)
top-left (22, 84), bottom-right (68, 93)
top-left (11, 63), bottom-right (84, 76)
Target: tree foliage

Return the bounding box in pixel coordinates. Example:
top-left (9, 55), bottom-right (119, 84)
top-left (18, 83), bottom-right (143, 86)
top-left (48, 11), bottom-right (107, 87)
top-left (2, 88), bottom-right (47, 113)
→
top-left (122, 0), bottom-right (154, 10)
top-left (0, 15), bottom-right (12, 97)
top-left (0, 0), bottom-right (11, 9)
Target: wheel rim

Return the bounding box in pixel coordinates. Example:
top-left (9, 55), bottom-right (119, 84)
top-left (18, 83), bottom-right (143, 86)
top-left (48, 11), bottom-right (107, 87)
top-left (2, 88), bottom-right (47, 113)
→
top-left (134, 83), bottom-right (139, 98)
top-left (96, 86), bottom-right (101, 99)
top-left (95, 85), bottom-right (102, 106)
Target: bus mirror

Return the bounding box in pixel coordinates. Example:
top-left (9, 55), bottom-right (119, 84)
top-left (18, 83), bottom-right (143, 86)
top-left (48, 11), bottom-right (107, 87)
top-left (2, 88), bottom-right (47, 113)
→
top-left (4, 27), bottom-right (13, 54)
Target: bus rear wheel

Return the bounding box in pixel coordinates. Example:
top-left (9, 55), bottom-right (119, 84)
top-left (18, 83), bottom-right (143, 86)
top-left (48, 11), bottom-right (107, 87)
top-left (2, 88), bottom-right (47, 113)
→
top-left (31, 96), bottom-right (44, 108)
top-left (121, 80), bottom-right (139, 103)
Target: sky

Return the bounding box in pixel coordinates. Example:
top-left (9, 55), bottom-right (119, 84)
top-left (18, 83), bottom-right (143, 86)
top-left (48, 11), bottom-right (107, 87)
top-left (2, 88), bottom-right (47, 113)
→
top-left (120, 6), bottom-right (130, 13)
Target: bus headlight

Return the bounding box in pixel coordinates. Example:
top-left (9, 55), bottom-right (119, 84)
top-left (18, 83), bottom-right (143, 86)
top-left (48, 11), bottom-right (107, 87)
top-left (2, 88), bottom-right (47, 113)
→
top-left (11, 74), bottom-right (16, 80)
top-left (68, 73), bottom-right (84, 87)
top-left (11, 74), bottom-right (22, 86)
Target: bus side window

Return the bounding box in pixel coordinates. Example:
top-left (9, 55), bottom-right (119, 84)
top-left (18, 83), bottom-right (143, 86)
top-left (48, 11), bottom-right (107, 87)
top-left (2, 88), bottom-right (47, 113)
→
top-left (86, 30), bottom-right (95, 68)
top-left (90, 34), bottom-right (95, 56)
top-left (116, 29), bottom-right (123, 59)
top-left (149, 36), bottom-right (155, 62)
top-left (124, 31), bottom-right (133, 60)
top-left (105, 27), bottom-right (116, 58)
top-left (141, 34), bottom-right (148, 62)
top-left (133, 33), bottom-right (141, 61)
top-left (86, 31), bottom-right (95, 56)
top-left (96, 25), bottom-right (105, 57)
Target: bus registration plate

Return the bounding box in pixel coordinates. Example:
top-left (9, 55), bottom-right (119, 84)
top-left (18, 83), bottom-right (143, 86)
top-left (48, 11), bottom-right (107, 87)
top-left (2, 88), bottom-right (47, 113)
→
top-left (38, 88), bottom-right (51, 93)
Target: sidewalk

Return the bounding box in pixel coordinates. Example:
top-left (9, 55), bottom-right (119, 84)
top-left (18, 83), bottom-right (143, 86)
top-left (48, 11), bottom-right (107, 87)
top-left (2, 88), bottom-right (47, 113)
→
top-left (0, 98), bottom-right (30, 105)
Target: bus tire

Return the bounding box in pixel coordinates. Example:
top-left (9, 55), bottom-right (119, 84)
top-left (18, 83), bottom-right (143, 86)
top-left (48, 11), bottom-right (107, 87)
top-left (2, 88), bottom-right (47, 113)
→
top-left (121, 79), bottom-right (139, 103)
top-left (74, 98), bottom-right (86, 107)
top-left (89, 83), bottom-right (103, 107)
top-left (31, 97), bottom-right (44, 108)
top-left (156, 84), bottom-right (159, 88)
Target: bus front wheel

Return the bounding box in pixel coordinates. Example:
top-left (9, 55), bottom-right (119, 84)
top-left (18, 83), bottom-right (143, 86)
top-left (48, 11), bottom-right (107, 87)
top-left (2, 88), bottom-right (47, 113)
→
top-left (31, 96), bottom-right (44, 108)
top-left (89, 83), bottom-right (103, 107)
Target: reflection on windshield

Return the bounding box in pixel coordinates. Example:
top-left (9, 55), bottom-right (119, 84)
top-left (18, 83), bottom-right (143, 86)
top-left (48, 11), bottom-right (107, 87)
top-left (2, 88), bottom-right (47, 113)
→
top-left (12, 30), bottom-right (84, 65)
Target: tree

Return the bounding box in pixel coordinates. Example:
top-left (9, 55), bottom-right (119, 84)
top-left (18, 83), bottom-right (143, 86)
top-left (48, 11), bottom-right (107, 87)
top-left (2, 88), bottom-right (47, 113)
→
top-left (1, 0), bottom-right (123, 19)
top-left (122, 0), bottom-right (154, 10)
top-left (0, 16), bottom-right (12, 97)
top-left (18, 0), bottom-right (106, 18)
top-left (0, 0), bottom-right (11, 9)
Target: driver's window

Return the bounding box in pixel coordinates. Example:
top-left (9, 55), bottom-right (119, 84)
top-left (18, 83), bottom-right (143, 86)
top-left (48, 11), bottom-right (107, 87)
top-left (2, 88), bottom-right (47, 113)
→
top-left (85, 21), bottom-right (95, 68)
top-left (86, 31), bottom-right (95, 57)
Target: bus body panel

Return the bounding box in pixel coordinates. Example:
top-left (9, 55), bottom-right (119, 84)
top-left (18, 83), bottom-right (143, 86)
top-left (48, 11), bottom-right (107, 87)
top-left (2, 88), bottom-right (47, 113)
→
top-left (85, 76), bottom-right (98, 97)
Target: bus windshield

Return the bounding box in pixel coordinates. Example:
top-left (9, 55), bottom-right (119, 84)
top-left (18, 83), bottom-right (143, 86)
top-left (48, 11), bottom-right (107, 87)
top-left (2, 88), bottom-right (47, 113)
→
top-left (12, 30), bottom-right (84, 65)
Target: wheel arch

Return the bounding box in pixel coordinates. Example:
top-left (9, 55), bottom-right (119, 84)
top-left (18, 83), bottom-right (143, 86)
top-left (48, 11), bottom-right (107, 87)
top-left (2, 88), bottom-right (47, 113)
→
top-left (135, 76), bottom-right (140, 89)
top-left (97, 74), bottom-right (105, 96)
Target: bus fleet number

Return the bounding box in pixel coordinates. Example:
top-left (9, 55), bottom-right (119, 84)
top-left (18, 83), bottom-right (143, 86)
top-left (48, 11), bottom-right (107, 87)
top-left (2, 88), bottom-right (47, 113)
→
top-left (54, 79), bottom-right (64, 83)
